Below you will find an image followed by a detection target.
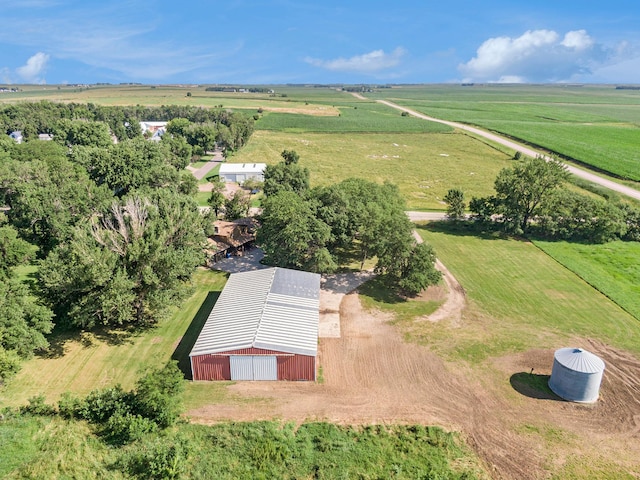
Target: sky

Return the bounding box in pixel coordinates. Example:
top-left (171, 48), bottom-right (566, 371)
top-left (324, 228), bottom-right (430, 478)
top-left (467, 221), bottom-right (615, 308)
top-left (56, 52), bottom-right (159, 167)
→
top-left (1, 0), bottom-right (639, 85)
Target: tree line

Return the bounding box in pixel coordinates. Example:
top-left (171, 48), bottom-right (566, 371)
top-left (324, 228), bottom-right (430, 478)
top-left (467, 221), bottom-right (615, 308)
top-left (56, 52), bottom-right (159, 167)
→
top-left (444, 155), bottom-right (640, 243)
top-left (0, 102), bottom-right (257, 385)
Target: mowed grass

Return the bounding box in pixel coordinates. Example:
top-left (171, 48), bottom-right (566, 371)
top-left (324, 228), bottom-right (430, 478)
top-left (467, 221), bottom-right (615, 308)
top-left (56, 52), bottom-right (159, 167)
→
top-left (231, 130), bottom-right (513, 210)
top-left (367, 84), bottom-right (640, 182)
top-left (533, 240), bottom-right (640, 322)
top-left (407, 223), bottom-right (640, 362)
top-left (0, 268), bottom-right (229, 408)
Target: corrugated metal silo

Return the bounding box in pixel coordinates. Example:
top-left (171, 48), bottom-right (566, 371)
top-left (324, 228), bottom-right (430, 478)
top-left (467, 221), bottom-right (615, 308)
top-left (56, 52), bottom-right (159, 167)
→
top-left (548, 347), bottom-right (605, 403)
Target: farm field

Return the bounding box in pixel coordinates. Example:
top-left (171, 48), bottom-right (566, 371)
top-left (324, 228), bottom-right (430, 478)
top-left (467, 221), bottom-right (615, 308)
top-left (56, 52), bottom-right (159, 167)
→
top-left (230, 130), bottom-right (513, 210)
top-left (533, 240), bottom-right (640, 322)
top-left (366, 84), bottom-right (640, 182)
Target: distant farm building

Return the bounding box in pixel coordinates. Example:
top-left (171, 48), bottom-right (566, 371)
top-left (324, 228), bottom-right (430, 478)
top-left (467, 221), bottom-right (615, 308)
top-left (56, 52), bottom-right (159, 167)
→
top-left (218, 163), bottom-right (266, 183)
top-left (548, 347), bottom-right (605, 403)
top-left (38, 133), bottom-right (53, 141)
top-left (139, 121), bottom-right (168, 135)
top-left (190, 267), bottom-right (320, 381)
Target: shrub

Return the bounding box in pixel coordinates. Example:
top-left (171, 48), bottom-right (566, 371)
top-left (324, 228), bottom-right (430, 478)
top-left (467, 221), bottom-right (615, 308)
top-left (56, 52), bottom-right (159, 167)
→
top-left (118, 438), bottom-right (191, 479)
top-left (80, 385), bottom-right (134, 424)
top-left (102, 412), bottom-right (157, 445)
top-left (20, 394), bottom-right (56, 416)
top-left (57, 392), bottom-right (85, 419)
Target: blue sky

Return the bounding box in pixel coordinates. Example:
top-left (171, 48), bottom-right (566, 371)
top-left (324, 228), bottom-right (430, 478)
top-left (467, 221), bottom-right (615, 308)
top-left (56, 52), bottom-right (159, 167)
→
top-left (1, 0), bottom-right (639, 85)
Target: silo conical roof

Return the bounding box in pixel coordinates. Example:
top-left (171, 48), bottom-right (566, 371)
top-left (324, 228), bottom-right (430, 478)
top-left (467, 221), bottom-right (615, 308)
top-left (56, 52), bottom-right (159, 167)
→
top-left (554, 347), bottom-right (605, 374)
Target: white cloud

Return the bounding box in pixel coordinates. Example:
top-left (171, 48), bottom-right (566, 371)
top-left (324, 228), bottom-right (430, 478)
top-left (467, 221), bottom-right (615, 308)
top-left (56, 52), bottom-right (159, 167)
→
top-left (16, 52), bottom-right (49, 83)
top-left (305, 47), bottom-right (406, 73)
top-left (561, 30), bottom-right (593, 50)
top-left (459, 29), bottom-right (606, 83)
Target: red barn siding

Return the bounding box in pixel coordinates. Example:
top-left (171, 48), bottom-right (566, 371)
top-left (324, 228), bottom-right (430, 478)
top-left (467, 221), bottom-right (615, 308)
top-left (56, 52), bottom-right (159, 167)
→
top-left (191, 348), bottom-right (315, 381)
top-left (278, 355), bottom-right (316, 381)
top-left (191, 355), bottom-right (230, 381)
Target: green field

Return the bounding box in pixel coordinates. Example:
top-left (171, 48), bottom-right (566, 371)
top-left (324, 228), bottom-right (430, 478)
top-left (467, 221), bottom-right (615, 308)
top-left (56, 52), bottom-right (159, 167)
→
top-left (533, 240), bottom-right (640, 322)
top-left (367, 84), bottom-right (640, 181)
top-left (231, 130), bottom-right (513, 211)
top-left (257, 101), bottom-right (453, 133)
top-left (408, 223), bottom-right (640, 361)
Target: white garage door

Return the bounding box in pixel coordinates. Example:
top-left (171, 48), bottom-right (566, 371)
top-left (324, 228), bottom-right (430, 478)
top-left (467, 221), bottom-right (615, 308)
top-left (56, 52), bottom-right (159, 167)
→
top-left (229, 356), bottom-right (277, 381)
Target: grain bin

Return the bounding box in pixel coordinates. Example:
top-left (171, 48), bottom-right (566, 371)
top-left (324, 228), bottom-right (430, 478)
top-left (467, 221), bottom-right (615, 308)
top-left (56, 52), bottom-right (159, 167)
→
top-left (548, 347), bottom-right (605, 403)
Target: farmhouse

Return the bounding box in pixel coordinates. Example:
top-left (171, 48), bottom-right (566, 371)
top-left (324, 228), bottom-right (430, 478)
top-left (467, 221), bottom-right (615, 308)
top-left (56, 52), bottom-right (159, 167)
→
top-left (218, 163), bottom-right (266, 183)
top-left (190, 267), bottom-right (320, 381)
top-left (9, 131), bottom-right (23, 143)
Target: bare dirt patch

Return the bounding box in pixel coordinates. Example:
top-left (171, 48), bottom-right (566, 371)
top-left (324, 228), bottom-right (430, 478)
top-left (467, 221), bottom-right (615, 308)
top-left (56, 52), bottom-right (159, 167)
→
top-left (188, 292), bottom-right (640, 479)
top-left (260, 106), bottom-right (340, 116)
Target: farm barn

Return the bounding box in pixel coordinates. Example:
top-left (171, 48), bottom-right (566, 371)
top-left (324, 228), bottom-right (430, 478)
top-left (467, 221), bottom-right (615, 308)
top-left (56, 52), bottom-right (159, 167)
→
top-left (190, 267), bottom-right (320, 381)
top-left (218, 163), bottom-right (266, 183)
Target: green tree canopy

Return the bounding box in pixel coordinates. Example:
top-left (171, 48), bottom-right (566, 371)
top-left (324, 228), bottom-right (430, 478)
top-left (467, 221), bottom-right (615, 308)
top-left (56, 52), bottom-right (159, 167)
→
top-left (263, 150), bottom-right (310, 197)
top-left (39, 191), bottom-right (205, 328)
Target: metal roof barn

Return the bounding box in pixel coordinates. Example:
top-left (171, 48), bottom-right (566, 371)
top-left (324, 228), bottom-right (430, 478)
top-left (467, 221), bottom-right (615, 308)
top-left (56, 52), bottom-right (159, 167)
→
top-left (218, 163), bottom-right (266, 183)
top-left (548, 347), bottom-right (605, 403)
top-left (190, 267), bottom-right (320, 381)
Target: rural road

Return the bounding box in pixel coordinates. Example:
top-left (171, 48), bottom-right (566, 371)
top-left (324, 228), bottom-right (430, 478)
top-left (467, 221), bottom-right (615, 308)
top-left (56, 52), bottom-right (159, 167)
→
top-left (190, 148), bottom-right (224, 180)
top-left (377, 99), bottom-right (640, 202)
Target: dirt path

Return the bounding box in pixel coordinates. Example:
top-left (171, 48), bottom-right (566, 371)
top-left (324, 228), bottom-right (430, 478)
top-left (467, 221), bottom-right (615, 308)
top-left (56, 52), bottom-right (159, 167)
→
top-left (192, 148), bottom-right (224, 180)
top-left (376, 99), bottom-right (640, 202)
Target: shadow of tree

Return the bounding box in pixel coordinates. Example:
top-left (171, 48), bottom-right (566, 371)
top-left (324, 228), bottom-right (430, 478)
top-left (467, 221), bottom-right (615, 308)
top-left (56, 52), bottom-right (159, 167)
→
top-left (172, 291), bottom-right (220, 380)
top-left (510, 372), bottom-right (563, 401)
top-left (38, 324), bottom-right (137, 359)
top-left (419, 220), bottom-right (508, 240)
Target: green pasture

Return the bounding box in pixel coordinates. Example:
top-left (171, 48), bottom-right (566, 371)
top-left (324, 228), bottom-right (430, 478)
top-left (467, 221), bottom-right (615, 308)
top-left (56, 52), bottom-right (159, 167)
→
top-left (533, 240), bottom-right (640, 322)
top-left (0, 269), bottom-right (229, 408)
top-left (232, 130), bottom-right (513, 210)
top-left (256, 102), bottom-right (453, 133)
top-left (401, 224), bottom-right (640, 362)
top-left (366, 84), bottom-right (640, 181)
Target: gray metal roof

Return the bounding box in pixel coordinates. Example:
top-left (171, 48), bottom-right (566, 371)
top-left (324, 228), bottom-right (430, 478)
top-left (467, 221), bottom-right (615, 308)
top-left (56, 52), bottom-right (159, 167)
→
top-left (553, 347), bottom-right (605, 373)
top-left (219, 163), bottom-right (266, 174)
top-left (189, 267), bottom-right (320, 357)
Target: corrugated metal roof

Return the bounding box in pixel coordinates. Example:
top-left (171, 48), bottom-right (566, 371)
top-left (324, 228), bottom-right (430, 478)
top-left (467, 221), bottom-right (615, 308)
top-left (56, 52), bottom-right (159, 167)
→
top-left (554, 347), bottom-right (605, 373)
top-left (190, 267), bottom-right (320, 357)
top-left (219, 163), bottom-right (266, 174)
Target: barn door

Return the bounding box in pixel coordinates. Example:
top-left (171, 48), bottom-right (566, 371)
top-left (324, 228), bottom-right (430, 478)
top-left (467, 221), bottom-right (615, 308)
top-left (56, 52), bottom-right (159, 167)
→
top-left (229, 356), bottom-right (253, 380)
top-left (253, 356), bottom-right (277, 381)
top-left (229, 356), bottom-right (277, 380)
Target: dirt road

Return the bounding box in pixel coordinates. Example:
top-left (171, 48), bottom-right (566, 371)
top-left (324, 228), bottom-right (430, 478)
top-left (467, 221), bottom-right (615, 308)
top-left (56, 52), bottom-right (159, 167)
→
top-left (377, 100), bottom-right (640, 202)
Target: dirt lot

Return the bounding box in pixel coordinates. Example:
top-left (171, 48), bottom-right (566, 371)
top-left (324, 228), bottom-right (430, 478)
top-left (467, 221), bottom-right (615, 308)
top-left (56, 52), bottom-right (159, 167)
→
top-left (188, 293), bottom-right (640, 479)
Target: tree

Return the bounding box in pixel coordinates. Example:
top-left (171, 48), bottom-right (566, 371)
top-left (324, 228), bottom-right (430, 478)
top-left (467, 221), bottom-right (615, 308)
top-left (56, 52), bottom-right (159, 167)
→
top-left (263, 151), bottom-right (310, 197)
top-left (396, 243), bottom-right (442, 296)
top-left (52, 119), bottom-right (113, 148)
top-left (38, 191), bottom-right (205, 327)
top-left (493, 156), bottom-right (568, 234)
top-left (258, 191), bottom-right (336, 273)
top-left (224, 190), bottom-right (250, 221)
top-left (0, 154), bottom-right (113, 255)
top-left (207, 181), bottom-right (226, 217)
top-left (443, 188), bottom-right (465, 220)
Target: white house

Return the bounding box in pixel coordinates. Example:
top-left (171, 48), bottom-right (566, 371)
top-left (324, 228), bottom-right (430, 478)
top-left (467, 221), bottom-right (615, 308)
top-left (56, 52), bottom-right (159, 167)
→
top-left (9, 131), bottom-right (23, 144)
top-left (218, 163), bottom-right (266, 183)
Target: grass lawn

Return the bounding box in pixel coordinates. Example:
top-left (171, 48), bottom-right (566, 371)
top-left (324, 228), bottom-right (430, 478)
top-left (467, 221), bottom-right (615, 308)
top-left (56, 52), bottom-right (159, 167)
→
top-left (0, 268), bottom-right (229, 408)
top-left (233, 130), bottom-right (513, 211)
top-left (533, 240), bottom-right (640, 322)
top-left (402, 223), bottom-right (640, 362)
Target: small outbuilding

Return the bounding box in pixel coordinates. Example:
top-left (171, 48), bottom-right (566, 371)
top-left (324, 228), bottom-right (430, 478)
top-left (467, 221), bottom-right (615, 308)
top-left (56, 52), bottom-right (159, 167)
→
top-left (548, 347), bottom-right (605, 403)
top-left (218, 163), bottom-right (266, 183)
top-left (190, 267), bottom-right (320, 381)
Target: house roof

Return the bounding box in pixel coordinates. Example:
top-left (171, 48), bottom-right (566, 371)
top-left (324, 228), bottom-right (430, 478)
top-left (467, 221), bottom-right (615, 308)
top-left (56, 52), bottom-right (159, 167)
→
top-left (189, 267), bottom-right (320, 357)
top-left (219, 163), bottom-right (266, 175)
